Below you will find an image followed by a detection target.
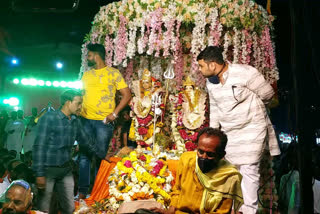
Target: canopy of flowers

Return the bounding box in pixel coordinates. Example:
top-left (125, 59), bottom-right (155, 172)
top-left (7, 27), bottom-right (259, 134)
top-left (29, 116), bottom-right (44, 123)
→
top-left (80, 0), bottom-right (279, 88)
top-left (105, 151), bottom-right (174, 211)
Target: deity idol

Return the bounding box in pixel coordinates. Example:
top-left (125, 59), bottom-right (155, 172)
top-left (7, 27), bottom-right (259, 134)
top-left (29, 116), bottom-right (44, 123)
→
top-left (129, 69), bottom-right (164, 147)
top-left (170, 76), bottom-right (207, 153)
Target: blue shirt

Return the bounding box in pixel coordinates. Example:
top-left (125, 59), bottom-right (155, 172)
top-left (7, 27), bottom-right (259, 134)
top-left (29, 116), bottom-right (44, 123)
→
top-left (32, 110), bottom-right (95, 177)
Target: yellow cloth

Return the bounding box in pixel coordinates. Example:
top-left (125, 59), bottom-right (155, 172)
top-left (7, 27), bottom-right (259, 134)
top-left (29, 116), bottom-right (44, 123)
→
top-left (195, 157), bottom-right (243, 214)
top-left (80, 66), bottom-right (128, 120)
top-left (170, 152), bottom-right (234, 214)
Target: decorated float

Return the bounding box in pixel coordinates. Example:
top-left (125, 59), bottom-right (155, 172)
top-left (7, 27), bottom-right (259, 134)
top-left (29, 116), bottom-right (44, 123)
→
top-left (76, 0), bottom-right (280, 213)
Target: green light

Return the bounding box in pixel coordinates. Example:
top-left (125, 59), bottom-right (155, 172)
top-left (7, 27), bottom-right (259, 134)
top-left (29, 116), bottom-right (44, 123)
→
top-left (8, 97), bottom-right (19, 106)
top-left (13, 79), bottom-right (19, 84)
top-left (66, 82), bottom-right (73, 88)
top-left (60, 81), bottom-right (67, 88)
top-left (53, 81), bottom-right (60, 87)
top-left (46, 81), bottom-right (52, 86)
top-left (29, 78), bottom-right (37, 86)
top-left (74, 81), bottom-right (83, 89)
top-left (3, 99), bottom-right (9, 104)
top-left (37, 80), bottom-right (45, 86)
top-left (21, 78), bottom-right (29, 85)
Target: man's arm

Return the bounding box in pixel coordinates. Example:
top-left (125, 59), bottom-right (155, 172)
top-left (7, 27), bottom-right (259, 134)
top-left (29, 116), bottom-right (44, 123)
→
top-left (208, 87), bottom-right (220, 128)
top-left (32, 114), bottom-right (51, 188)
top-left (105, 87), bottom-right (131, 123)
top-left (246, 67), bottom-right (274, 104)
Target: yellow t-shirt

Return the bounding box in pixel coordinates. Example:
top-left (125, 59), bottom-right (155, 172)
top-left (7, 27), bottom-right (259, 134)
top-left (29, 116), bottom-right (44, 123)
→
top-left (80, 66), bottom-right (128, 120)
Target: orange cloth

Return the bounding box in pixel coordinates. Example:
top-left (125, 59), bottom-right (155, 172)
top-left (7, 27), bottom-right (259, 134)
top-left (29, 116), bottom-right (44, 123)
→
top-left (85, 157), bottom-right (121, 205)
top-left (170, 152), bottom-right (232, 214)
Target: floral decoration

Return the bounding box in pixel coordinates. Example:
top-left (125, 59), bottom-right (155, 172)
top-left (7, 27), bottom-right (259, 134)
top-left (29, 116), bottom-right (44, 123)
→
top-left (80, 0), bottom-right (279, 86)
top-left (106, 151), bottom-right (174, 211)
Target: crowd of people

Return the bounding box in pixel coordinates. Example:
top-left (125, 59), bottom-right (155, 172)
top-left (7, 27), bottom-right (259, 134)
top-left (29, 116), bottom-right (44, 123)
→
top-left (0, 44), bottom-right (319, 214)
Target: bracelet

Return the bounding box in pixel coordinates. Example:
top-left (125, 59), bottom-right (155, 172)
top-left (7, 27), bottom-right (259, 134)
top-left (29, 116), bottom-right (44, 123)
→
top-left (112, 112), bottom-right (118, 118)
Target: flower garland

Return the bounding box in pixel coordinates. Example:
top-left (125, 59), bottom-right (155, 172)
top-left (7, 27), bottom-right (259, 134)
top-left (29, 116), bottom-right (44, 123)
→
top-left (114, 15), bottom-right (128, 66)
top-left (223, 32), bottom-right (231, 61)
top-left (81, 0), bottom-right (279, 87)
top-left (107, 151), bottom-right (174, 211)
top-left (104, 35), bottom-right (114, 67)
top-left (232, 27), bottom-right (240, 64)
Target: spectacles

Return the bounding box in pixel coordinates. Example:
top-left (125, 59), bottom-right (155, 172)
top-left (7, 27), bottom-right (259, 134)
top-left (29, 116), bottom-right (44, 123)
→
top-left (197, 149), bottom-right (218, 158)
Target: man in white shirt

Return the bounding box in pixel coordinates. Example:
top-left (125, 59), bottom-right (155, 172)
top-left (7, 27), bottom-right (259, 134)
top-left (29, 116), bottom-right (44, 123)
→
top-left (197, 46), bottom-right (280, 213)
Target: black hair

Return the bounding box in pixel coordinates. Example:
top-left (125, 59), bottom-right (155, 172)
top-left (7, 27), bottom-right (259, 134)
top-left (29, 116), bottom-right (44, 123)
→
top-left (0, 160), bottom-right (5, 177)
top-left (196, 127), bottom-right (228, 153)
top-left (197, 46), bottom-right (224, 65)
top-left (87, 43), bottom-right (106, 60)
top-left (60, 89), bottom-right (82, 106)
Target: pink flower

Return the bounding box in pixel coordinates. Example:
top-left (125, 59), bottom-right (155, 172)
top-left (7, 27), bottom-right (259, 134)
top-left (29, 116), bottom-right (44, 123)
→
top-left (124, 160), bottom-right (132, 168)
top-left (151, 160), bottom-right (164, 176)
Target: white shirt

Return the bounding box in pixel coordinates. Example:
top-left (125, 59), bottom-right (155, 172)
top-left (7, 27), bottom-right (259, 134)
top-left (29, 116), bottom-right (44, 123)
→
top-left (207, 63), bottom-right (280, 165)
top-left (314, 179), bottom-right (320, 213)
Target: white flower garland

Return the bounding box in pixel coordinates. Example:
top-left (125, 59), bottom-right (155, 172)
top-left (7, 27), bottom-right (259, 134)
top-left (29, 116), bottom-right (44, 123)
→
top-left (232, 27), bottom-right (240, 64)
top-left (191, 3), bottom-right (206, 57)
top-left (223, 32), bottom-right (231, 61)
top-left (127, 23), bottom-right (138, 59)
top-left (208, 8), bottom-right (219, 46)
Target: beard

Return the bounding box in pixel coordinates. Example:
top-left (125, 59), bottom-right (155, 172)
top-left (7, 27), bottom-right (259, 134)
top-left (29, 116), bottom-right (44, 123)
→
top-left (87, 59), bottom-right (96, 67)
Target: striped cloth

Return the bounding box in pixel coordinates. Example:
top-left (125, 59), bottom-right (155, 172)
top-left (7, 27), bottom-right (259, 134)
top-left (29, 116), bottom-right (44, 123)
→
top-left (207, 63), bottom-right (280, 165)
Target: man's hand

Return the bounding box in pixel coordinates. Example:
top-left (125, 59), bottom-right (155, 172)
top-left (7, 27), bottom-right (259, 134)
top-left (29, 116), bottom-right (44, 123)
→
top-left (150, 206), bottom-right (175, 214)
top-left (103, 113), bottom-right (117, 124)
top-left (36, 177), bottom-right (46, 189)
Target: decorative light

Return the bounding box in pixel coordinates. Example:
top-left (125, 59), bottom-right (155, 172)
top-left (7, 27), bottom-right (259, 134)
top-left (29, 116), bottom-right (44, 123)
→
top-left (29, 78), bottom-right (37, 86)
top-left (11, 58), bottom-right (19, 65)
top-left (8, 97), bottom-right (20, 106)
top-left (56, 62), bottom-right (63, 69)
top-left (53, 81), bottom-right (60, 87)
top-left (37, 80), bottom-right (45, 86)
top-left (60, 81), bottom-right (67, 88)
top-left (46, 81), bottom-right (52, 86)
top-left (21, 78), bottom-right (29, 85)
top-left (13, 79), bottom-right (19, 84)
top-left (11, 77), bottom-right (82, 89)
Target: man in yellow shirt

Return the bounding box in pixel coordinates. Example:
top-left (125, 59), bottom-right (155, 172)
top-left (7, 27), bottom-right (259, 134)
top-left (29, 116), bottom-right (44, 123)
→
top-left (151, 127), bottom-right (243, 214)
top-left (78, 43), bottom-right (131, 199)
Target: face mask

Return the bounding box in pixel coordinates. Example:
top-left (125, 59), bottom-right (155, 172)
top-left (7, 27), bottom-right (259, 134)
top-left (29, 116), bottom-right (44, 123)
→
top-left (207, 63), bottom-right (226, 84)
top-left (208, 76), bottom-right (220, 84)
top-left (197, 157), bottom-right (218, 173)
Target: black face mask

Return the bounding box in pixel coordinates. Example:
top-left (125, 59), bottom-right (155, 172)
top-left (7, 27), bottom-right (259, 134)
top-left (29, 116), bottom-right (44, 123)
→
top-left (207, 63), bottom-right (226, 84)
top-left (198, 157), bottom-right (218, 173)
top-left (208, 76), bottom-right (220, 84)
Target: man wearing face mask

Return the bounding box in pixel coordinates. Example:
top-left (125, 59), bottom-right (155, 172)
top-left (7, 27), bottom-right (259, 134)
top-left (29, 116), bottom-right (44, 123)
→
top-left (150, 127), bottom-right (243, 214)
top-left (0, 180), bottom-right (45, 214)
top-left (197, 46), bottom-right (280, 214)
